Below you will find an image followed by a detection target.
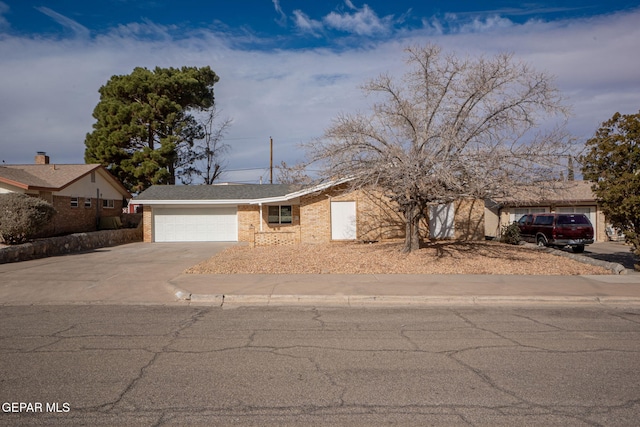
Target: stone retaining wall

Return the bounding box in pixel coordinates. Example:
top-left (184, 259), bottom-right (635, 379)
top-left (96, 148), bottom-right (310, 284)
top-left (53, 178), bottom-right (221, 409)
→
top-left (0, 227), bottom-right (142, 264)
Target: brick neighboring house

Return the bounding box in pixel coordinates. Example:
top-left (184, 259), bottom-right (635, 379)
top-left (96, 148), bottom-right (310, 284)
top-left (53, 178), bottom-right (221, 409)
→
top-left (0, 152), bottom-right (131, 237)
top-left (484, 180), bottom-right (610, 242)
top-left (134, 180), bottom-right (486, 245)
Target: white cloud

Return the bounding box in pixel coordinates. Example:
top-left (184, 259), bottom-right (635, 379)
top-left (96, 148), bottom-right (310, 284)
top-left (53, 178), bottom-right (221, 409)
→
top-left (292, 10), bottom-right (324, 37)
top-left (35, 6), bottom-right (91, 39)
top-left (0, 7), bottom-right (638, 183)
top-left (293, 2), bottom-right (398, 37)
top-left (324, 4), bottom-right (392, 36)
top-left (272, 0), bottom-right (287, 26)
top-left (456, 15), bottom-right (515, 33)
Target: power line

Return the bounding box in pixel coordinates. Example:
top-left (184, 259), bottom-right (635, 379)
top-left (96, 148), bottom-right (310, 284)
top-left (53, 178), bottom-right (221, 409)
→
top-left (224, 166), bottom-right (269, 172)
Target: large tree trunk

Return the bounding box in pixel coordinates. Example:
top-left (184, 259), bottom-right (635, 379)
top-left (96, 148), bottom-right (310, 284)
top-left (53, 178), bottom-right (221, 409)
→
top-left (402, 204), bottom-right (422, 253)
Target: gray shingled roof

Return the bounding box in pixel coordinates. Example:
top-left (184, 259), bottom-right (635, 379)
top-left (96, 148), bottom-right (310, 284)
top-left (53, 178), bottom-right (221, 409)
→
top-left (134, 184), bottom-right (300, 201)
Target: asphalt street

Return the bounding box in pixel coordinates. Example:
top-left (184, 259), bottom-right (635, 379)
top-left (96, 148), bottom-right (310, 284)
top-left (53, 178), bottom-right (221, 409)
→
top-left (1, 305), bottom-right (640, 426)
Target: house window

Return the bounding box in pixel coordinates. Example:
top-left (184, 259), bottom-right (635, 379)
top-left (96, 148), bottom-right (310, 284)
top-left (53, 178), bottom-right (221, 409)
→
top-left (84, 197), bottom-right (92, 208)
top-left (102, 199), bottom-right (115, 209)
top-left (70, 197), bottom-right (79, 208)
top-left (90, 171), bottom-right (96, 183)
top-left (268, 205), bottom-right (292, 224)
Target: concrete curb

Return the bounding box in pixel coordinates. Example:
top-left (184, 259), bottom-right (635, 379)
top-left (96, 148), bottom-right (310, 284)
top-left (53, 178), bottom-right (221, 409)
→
top-left (164, 282), bottom-right (192, 301)
top-left (183, 293), bottom-right (640, 307)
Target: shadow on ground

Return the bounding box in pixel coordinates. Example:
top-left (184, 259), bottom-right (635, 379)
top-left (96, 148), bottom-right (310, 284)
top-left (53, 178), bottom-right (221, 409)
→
top-left (583, 249), bottom-right (638, 271)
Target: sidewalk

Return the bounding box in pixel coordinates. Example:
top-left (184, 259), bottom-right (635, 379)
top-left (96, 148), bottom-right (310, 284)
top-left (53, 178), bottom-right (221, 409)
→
top-left (1, 242), bottom-right (638, 307)
top-left (168, 272), bottom-right (640, 307)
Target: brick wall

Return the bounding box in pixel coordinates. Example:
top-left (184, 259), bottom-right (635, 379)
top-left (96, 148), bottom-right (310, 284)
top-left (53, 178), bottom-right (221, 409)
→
top-left (254, 232), bottom-right (298, 246)
top-left (299, 186), bottom-right (405, 244)
top-left (595, 206), bottom-right (607, 242)
top-left (238, 204), bottom-right (302, 246)
top-left (354, 190), bottom-right (405, 240)
top-left (143, 205), bottom-right (153, 242)
top-left (237, 205), bottom-right (259, 243)
top-left (300, 191), bottom-right (331, 244)
top-left (453, 199), bottom-right (486, 240)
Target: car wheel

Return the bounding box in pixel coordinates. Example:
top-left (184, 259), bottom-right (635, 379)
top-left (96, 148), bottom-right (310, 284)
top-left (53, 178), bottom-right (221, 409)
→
top-left (572, 245), bottom-right (585, 253)
top-left (536, 236), bottom-right (546, 247)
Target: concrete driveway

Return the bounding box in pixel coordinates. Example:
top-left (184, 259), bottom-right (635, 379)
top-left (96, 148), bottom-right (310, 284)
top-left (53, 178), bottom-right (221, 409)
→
top-left (582, 241), bottom-right (639, 273)
top-left (0, 242), bottom-right (234, 305)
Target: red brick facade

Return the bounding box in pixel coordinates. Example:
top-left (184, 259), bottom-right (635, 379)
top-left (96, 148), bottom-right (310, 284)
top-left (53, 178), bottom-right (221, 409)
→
top-left (38, 195), bottom-right (124, 238)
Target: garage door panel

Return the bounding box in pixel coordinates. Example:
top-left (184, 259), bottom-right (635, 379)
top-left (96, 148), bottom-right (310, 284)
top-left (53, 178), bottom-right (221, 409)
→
top-left (154, 207), bottom-right (237, 242)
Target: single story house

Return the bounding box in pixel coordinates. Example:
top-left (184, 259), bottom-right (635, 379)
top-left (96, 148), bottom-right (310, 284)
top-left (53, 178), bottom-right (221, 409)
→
top-left (0, 152), bottom-right (131, 237)
top-left (484, 180), bottom-right (610, 242)
top-left (134, 180), bottom-right (486, 245)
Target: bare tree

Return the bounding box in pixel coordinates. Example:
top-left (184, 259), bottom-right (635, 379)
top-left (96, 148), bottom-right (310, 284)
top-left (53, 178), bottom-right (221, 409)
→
top-left (307, 44), bottom-right (576, 252)
top-left (275, 161), bottom-right (313, 186)
top-left (178, 107), bottom-right (232, 185)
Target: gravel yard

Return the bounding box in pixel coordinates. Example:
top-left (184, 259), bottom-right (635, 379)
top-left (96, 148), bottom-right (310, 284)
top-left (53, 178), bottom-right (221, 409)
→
top-left (185, 240), bottom-right (611, 275)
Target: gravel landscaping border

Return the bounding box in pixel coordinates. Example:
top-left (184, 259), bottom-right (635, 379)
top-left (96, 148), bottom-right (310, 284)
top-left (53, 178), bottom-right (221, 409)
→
top-left (186, 240), bottom-right (615, 275)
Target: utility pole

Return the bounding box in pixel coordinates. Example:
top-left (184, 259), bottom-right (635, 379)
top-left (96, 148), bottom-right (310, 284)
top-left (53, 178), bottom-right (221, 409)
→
top-left (270, 136), bottom-right (273, 184)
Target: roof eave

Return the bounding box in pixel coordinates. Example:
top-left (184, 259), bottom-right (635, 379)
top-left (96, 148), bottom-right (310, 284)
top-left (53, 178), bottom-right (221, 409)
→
top-left (133, 177), bottom-right (354, 205)
top-left (134, 199), bottom-right (254, 205)
top-left (251, 177), bottom-right (354, 204)
top-left (0, 177), bottom-right (31, 190)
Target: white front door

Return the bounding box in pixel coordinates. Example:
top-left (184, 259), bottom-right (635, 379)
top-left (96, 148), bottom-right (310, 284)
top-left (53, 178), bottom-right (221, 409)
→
top-left (331, 201), bottom-right (357, 240)
top-left (429, 203), bottom-right (455, 239)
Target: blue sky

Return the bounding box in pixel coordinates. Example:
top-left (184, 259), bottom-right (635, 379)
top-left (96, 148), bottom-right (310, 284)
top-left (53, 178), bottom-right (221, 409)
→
top-left (1, 1), bottom-right (639, 183)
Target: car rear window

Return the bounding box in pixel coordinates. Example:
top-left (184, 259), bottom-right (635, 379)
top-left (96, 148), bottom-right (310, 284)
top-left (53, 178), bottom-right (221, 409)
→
top-left (557, 215), bottom-right (590, 225)
top-left (533, 215), bottom-right (554, 225)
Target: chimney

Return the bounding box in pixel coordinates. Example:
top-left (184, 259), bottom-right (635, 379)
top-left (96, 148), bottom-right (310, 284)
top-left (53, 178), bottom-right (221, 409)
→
top-left (35, 152), bottom-right (50, 165)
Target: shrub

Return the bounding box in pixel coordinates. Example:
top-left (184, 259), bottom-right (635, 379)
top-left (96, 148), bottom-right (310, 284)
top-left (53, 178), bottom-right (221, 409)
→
top-left (500, 222), bottom-right (521, 245)
top-left (0, 193), bottom-right (56, 244)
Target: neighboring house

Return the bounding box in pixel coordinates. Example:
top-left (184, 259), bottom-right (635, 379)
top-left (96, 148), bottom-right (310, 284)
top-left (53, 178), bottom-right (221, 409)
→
top-left (0, 152), bottom-right (131, 237)
top-left (134, 180), bottom-right (486, 245)
top-left (485, 180), bottom-right (609, 242)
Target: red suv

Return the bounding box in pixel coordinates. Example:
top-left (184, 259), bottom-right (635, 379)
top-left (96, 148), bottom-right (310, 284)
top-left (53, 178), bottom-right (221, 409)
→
top-left (516, 213), bottom-right (594, 253)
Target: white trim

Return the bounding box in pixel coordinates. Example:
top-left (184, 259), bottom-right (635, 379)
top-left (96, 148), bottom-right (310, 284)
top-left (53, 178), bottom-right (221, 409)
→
top-left (251, 177), bottom-right (353, 204)
top-left (137, 199), bottom-right (256, 205)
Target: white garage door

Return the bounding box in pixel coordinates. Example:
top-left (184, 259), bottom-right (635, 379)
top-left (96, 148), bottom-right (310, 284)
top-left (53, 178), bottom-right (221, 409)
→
top-left (154, 207), bottom-right (237, 242)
